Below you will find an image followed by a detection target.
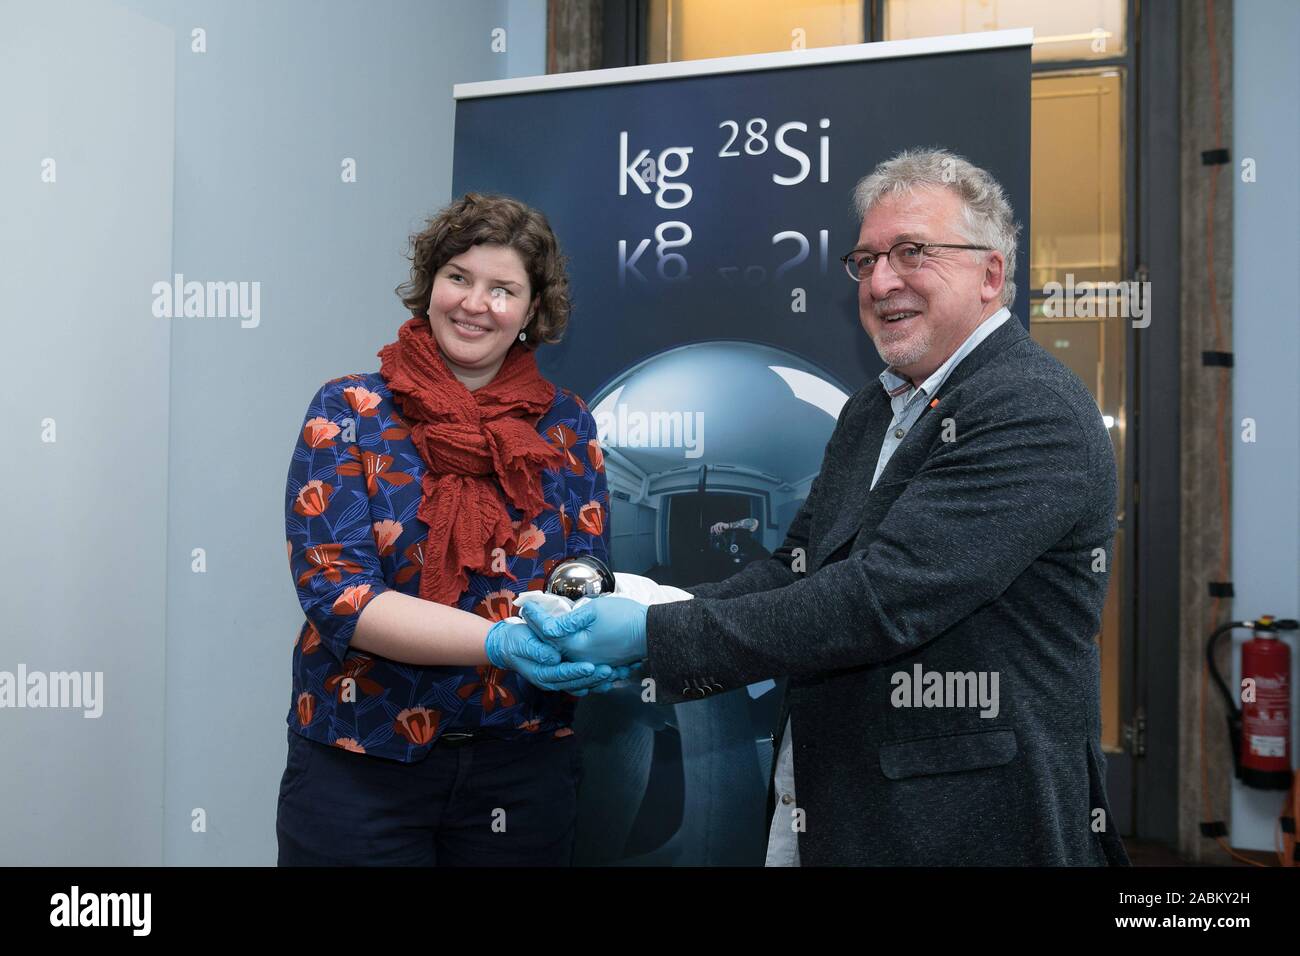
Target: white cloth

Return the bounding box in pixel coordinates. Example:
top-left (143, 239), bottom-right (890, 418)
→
top-left (511, 572), bottom-right (693, 620)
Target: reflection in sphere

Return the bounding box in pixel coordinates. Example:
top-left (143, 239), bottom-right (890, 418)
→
top-left (544, 555), bottom-right (617, 600)
top-left (573, 341), bottom-right (848, 866)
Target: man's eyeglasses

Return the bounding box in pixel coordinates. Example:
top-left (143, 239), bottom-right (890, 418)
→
top-left (840, 240), bottom-right (993, 282)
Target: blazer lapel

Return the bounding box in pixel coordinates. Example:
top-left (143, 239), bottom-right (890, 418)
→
top-left (813, 393), bottom-right (893, 570)
top-left (811, 317), bottom-right (1029, 571)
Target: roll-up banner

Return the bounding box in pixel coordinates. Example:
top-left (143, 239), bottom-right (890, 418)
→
top-left (453, 29), bottom-right (1032, 866)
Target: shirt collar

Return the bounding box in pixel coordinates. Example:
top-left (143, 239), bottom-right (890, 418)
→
top-left (877, 306), bottom-right (1012, 401)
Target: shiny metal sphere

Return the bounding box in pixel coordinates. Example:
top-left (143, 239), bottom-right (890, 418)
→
top-left (544, 555), bottom-right (616, 601)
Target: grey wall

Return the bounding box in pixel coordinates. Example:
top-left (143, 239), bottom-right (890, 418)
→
top-left (507, 0), bottom-right (547, 77)
top-left (2, 0), bottom-right (548, 865)
top-left (1229, 0), bottom-right (1300, 851)
top-left (0, 0), bottom-right (174, 867)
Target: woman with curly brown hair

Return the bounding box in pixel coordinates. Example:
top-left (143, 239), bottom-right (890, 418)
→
top-left (276, 193), bottom-right (623, 866)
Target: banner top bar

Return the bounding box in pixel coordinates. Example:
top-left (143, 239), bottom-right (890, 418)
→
top-left (454, 28), bottom-right (1033, 100)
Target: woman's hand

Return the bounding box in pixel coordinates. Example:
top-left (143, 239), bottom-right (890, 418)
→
top-left (484, 619), bottom-right (625, 693)
top-left (568, 661), bottom-right (644, 697)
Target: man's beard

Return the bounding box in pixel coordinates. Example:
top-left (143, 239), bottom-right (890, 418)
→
top-left (872, 321), bottom-right (933, 372)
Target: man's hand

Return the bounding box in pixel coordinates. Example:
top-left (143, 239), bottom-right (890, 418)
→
top-left (519, 596), bottom-right (648, 667)
top-left (484, 620), bottom-right (625, 693)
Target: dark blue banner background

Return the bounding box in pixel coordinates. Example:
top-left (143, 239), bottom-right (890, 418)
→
top-left (453, 42), bottom-right (1030, 866)
top-left (454, 45), bottom-right (1030, 400)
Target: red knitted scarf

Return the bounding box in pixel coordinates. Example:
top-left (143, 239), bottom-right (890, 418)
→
top-left (377, 315), bottom-right (564, 606)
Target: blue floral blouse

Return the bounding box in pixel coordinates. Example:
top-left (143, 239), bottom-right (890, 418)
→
top-left (283, 369), bottom-right (610, 762)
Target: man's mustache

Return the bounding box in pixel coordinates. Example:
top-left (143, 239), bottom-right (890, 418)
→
top-left (871, 297), bottom-right (927, 318)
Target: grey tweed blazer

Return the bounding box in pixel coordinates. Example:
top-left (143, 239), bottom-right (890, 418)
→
top-left (645, 317), bottom-right (1130, 866)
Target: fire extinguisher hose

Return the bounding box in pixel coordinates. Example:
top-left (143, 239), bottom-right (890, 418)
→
top-left (1205, 620), bottom-right (1248, 778)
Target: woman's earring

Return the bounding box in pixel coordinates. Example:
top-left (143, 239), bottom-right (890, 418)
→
top-left (518, 329), bottom-right (527, 342)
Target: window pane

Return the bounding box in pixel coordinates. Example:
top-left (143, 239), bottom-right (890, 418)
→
top-left (647, 0), bottom-right (863, 62)
top-left (1030, 315), bottom-right (1101, 395)
top-left (884, 0), bottom-right (1126, 61)
top-left (1031, 70), bottom-right (1125, 288)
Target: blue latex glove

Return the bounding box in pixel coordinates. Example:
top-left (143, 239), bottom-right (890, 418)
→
top-left (484, 620), bottom-right (619, 693)
top-left (520, 596), bottom-right (648, 667)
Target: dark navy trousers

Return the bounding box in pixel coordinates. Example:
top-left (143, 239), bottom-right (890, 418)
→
top-left (276, 727), bottom-right (582, 866)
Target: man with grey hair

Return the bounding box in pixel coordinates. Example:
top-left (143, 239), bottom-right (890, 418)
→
top-left (525, 147), bottom-right (1129, 866)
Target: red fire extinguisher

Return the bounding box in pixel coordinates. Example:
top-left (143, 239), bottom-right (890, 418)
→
top-left (1208, 615), bottom-right (1298, 791)
top-left (1240, 617), bottom-right (1292, 789)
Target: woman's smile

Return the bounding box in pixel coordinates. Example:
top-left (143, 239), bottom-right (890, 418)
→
top-left (448, 315), bottom-right (493, 337)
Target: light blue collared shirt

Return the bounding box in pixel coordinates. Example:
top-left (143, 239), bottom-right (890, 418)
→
top-left (764, 305), bottom-right (1013, 867)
